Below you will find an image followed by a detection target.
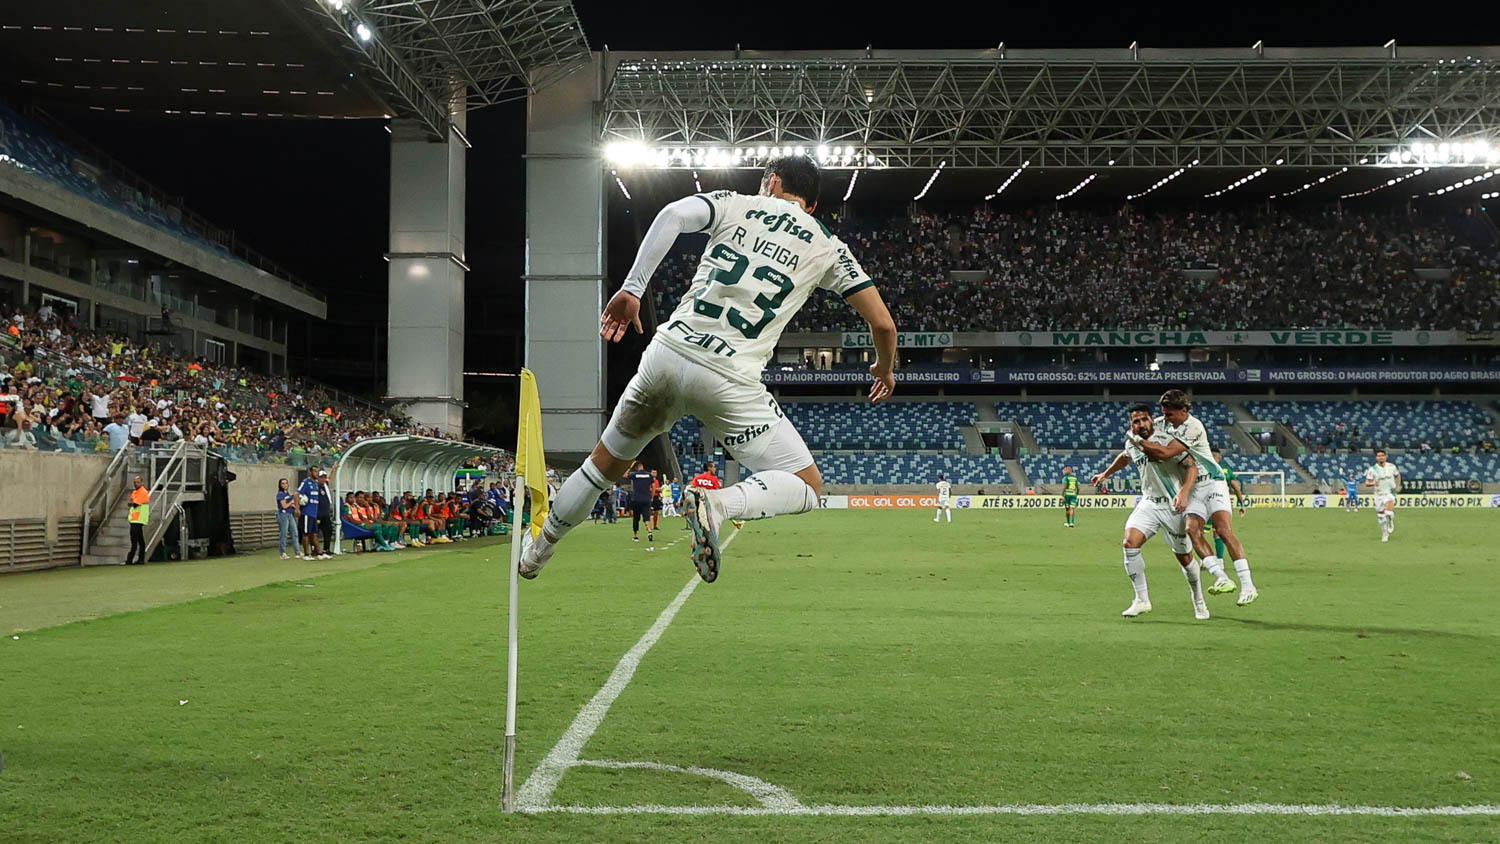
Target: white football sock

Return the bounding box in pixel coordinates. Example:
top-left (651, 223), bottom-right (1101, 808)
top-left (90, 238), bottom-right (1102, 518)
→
top-left (714, 471), bottom-right (818, 521)
top-left (1200, 555), bottom-right (1228, 580)
top-left (934, 509), bottom-right (941, 521)
top-left (945, 508), bottom-right (952, 522)
top-left (542, 456), bottom-right (613, 541)
top-left (1181, 559), bottom-right (1204, 603)
top-left (1233, 558), bottom-right (1255, 591)
top-left (1123, 547), bottom-right (1150, 602)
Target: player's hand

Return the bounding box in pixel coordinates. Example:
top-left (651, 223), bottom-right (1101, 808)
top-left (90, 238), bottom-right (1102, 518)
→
top-left (600, 291), bottom-right (643, 342)
top-left (868, 366), bottom-right (895, 404)
top-left (1089, 472), bottom-right (1107, 486)
top-left (1172, 490), bottom-right (1189, 514)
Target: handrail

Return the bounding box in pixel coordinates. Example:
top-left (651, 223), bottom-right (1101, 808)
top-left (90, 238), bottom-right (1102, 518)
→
top-left (81, 444), bottom-right (131, 555)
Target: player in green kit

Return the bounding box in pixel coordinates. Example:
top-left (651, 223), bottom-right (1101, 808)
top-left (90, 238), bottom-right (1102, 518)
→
top-left (1207, 448), bottom-right (1250, 559)
top-left (1061, 466), bottom-right (1080, 527)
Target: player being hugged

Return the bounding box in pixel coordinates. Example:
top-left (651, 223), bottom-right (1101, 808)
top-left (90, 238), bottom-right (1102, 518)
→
top-left (520, 155), bottom-right (897, 583)
top-left (1092, 403), bottom-right (1210, 620)
top-left (1132, 390), bottom-right (1259, 606)
top-left (1365, 448), bottom-right (1401, 542)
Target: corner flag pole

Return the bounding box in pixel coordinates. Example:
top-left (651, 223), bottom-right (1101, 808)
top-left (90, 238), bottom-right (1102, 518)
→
top-left (502, 471), bottom-right (523, 812)
top-left (504, 368), bottom-right (548, 813)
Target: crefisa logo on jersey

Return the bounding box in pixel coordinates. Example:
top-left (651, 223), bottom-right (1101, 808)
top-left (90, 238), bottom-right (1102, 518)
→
top-left (744, 209), bottom-right (815, 243)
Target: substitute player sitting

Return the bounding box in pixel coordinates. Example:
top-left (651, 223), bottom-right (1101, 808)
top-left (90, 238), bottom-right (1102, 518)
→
top-left (520, 155), bottom-right (897, 583)
top-left (1092, 403), bottom-right (1210, 620)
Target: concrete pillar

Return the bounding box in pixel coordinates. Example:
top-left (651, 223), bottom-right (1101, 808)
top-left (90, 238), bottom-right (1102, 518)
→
top-left (386, 119), bottom-right (467, 435)
top-left (525, 55), bottom-right (606, 455)
top-left (21, 232), bottom-right (30, 305)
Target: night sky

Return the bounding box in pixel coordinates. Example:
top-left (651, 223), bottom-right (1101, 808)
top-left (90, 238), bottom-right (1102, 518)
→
top-left (11, 0), bottom-right (1473, 437)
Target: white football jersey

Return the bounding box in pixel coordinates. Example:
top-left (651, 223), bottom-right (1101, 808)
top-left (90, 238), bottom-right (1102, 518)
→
top-left (1160, 413), bottom-right (1226, 481)
top-left (1365, 462), bottom-right (1400, 495)
top-left (658, 191), bottom-right (874, 384)
top-left (936, 480), bottom-right (952, 500)
top-left (1127, 427), bottom-right (1194, 501)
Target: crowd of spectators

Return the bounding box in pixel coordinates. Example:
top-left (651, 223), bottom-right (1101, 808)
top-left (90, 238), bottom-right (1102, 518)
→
top-left (0, 302), bottom-right (467, 462)
top-left (647, 205), bottom-right (1500, 332)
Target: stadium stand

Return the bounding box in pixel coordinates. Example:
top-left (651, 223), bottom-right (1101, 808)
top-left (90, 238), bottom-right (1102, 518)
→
top-left (811, 452), bottom-right (1011, 487)
top-left (1243, 400), bottom-right (1496, 451)
top-left (1019, 454), bottom-right (1096, 487)
top-left (647, 207), bottom-right (1500, 332)
top-left (996, 400), bottom-right (1235, 450)
top-left (1301, 452), bottom-right (1500, 484)
top-left (783, 401), bottom-right (976, 451)
top-left (0, 303), bottom-right (465, 462)
top-left (0, 106), bottom-right (251, 265)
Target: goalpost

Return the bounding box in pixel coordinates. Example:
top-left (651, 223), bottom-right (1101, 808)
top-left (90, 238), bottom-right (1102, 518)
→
top-left (1236, 471), bottom-right (1287, 509)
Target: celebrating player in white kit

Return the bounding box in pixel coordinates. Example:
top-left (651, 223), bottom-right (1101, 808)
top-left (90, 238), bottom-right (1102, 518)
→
top-left (1132, 390), bottom-right (1259, 606)
top-left (1365, 449), bottom-right (1401, 542)
top-left (933, 474), bottom-right (953, 523)
top-left (1092, 403), bottom-right (1211, 620)
top-left (519, 155), bottom-right (897, 583)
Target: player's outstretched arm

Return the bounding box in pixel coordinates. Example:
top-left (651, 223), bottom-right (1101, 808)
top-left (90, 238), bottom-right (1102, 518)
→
top-left (602, 196), bottom-right (714, 342)
top-left (845, 286), bottom-right (897, 403)
top-left (1091, 451), bottom-right (1130, 486)
top-left (1134, 435), bottom-right (1186, 462)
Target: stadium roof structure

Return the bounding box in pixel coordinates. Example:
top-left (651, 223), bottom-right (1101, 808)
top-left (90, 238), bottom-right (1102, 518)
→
top-left (0, 0), bottom-right (591, 139)
top-left (598, 46), bottom-right (1500, 201)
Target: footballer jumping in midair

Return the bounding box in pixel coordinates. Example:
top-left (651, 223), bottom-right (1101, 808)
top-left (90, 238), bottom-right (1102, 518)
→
top-left (520, 155), bottom-right (897, 583)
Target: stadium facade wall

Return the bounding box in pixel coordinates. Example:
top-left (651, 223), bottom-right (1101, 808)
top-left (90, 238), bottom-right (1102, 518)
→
top-left (0, 163), bottom-right (325, 319)
top-left (0, 451), bottom-right (294, 522)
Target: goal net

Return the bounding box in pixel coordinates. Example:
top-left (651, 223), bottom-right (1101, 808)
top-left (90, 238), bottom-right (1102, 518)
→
top-left (1236, 471), bottom-right (1287, 509)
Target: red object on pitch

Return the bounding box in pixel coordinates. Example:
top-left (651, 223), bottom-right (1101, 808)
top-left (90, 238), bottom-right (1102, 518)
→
top-left (690, 472), bottom-right (722, 490)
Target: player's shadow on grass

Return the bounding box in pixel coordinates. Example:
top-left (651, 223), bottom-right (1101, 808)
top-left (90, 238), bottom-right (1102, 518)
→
top-left (1158, 618), bottom-right (1492, 641)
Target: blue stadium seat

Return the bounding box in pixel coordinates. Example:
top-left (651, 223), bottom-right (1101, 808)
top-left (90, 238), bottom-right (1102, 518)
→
top-left (783, 402), bottom-right (977, 451)
top-left (1301, 453), bottom-right (1500, 485)
top-left (995, 400), bottom-right (1235, 450)
top-left (0, 106), bottom-right (243, 264)
top-left (1244, 400), bottom-right (1493, 450)
top-left (810, 452), bottom-right (1011, 486)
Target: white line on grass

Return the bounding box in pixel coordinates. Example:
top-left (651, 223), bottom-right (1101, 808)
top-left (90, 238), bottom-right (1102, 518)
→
top-left (535, 802), bottom-right (1500, 817)
top-left (515, 528), bottom-right (743, 810)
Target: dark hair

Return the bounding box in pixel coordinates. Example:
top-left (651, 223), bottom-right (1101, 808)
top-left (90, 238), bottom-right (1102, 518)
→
top-left (703, 461), bottom-right (715, 472)
top-left (1375, 447), bottom-right (1387, 455)
top-left (1127, 402), bottom-right (1153, 417)
top-left (1159, 389), bottom-right (1190, 410)
top-left (764, 155), bottom-right (820, 207)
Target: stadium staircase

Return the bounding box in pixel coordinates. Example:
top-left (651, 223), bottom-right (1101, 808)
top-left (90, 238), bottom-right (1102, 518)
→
top-left (1006, 458), bottom-right (1030, 488)
top-left (80, 442), bottom-right (210, 567)
top-left (960, 426), bottom-right (987, 455)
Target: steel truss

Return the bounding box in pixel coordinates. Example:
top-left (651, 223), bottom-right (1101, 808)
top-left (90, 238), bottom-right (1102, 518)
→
top-left (301, 0), bottom-right (589, 137)
top-left (600, 48), bottom-right (1500, 169)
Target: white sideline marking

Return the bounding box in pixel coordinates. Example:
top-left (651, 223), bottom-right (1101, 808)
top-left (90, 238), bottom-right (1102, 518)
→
top-left (535, 802), bottom-right (1500, 817)
top-left (572, 759), bottom-right (804, 811)
top-left (515, 527), bottom-right (743, 810)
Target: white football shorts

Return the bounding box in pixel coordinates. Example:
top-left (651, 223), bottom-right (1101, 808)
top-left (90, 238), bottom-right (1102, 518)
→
top-left (601, 340), bottom-right (815, 475)
top-left (1125, 499), bottom-right (1192, 555)
top-left (1374, 492), bottom-right (1396, 511)
top-left (1185, 478), bottom-right (1232, 521)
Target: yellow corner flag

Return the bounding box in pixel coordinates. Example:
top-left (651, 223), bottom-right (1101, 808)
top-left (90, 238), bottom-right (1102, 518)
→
top-left (517, 368), bottom-right (549, 538)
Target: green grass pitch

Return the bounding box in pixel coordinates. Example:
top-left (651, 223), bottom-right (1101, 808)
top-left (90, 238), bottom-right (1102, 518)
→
top-left (3, 508), bottom-right (1497, 842)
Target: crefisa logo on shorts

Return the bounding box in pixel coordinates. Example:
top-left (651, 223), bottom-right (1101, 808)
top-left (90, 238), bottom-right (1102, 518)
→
top-left (722, 423), bottom-right (771, 446)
